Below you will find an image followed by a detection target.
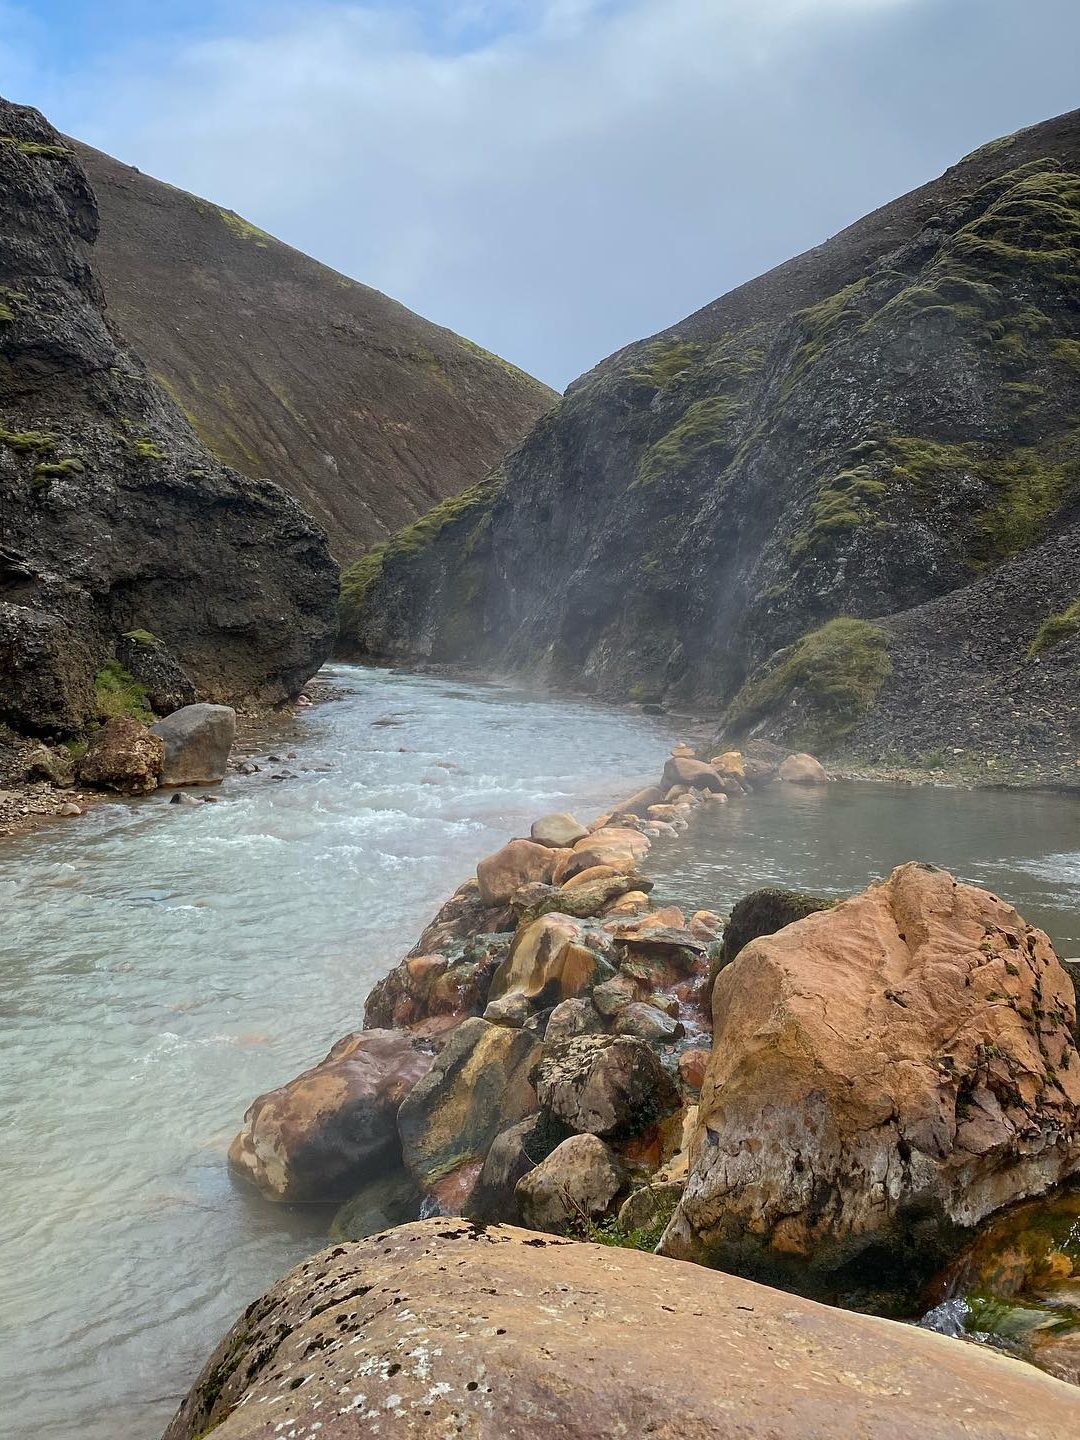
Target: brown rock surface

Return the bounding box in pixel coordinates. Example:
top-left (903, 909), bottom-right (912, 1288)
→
top-left (397, 1019), bottom-right (540, 1198)
top-left (487, 913), bottom-right (600, 1008)
top-left (778, 751), bottom-right (828, 784)
top-left (515, 1133), bottom-right (625, 1232)
top-left (76, 716), bottom-right (163, 794)
top-left (554, 825), bottom-right (651, 882)
top-left (164, 1219), bottom-right (1080, 1440)
top-left (227, 1030), bottom-right (434, 1203)
top-left (476, 838), bottom-right (572, 905)
top-left (663, 863), bottom-right (1080, 1295)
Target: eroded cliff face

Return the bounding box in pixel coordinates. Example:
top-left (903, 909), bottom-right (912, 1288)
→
top-left (345, 111), bottom-right (1080, 772)
top-left (0, 98), bottom-right (339, 736)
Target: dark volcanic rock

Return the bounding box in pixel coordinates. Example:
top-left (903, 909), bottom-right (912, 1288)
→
top-left (0, 98), bottom-right (339, 737)
top-left (75, 141), bottom-right (556, 565)
top-left (344, 110), bottom-right (1080, 777)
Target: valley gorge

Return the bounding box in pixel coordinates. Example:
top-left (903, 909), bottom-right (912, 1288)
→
top-left (2, 73), bottom-right (1080, 1440)
top-left (343, 109), bottom-right (1080, 784)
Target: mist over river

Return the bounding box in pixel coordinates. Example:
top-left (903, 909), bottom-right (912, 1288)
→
top-left (3, 664), bottom-right (1080, 1439)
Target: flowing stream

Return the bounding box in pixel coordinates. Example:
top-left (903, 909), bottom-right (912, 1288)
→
top-left (2, 663), bottom-right (1080, 1438)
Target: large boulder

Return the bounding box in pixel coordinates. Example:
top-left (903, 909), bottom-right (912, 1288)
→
top-left (662, 863), bottom-right (1080, 1301)
top-left (76, 715), bottom-right (163, 794)
top-left (515, 1133), bottom-right (625, 1232)
top-left (465, 1113), bottom-right (570, 1224)
top-left (151, 703), bottom-right (236, 785)
top-left (778, 751), bottom-right (828, 784)
top-left (476, 838), bottom-right (573, 905)
top-left (227, 1029), bottom-right (433, 1203)
top-left (397, 1018), bottom-right (540, 1208)
top-left (364, 940), bottom-right (507, 1036)
top-left (536, 1034), bottom-right (680, 1141)
top-left (661, 755), bottom-right (725, 792)
top-left (164, 1220), bottom-right (1080, 1440)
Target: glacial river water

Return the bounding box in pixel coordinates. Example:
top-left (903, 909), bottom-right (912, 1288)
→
top-left (2, 663), bottom-right (1080, 1439)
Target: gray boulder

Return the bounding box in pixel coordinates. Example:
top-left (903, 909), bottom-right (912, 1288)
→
top-left (152, 703), bottom-right (236, 786)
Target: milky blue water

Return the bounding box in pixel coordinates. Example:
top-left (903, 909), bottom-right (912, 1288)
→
top-left (0, 665), bottom-right (675, 1440)
top-left (2, 664), bottom-right (1079, 1439)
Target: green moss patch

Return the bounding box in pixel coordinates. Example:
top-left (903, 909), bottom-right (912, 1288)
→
top-left (0, 426), bottom-right (57, 454)
top-left (637, 394), bottom-right (743, 487)
top-left (726, 618), bottom-right (892, 746)
top-left (1028, 598), bottom-right (1080, 657)
top-left (32, 457), bottom-right (84, 483)
top-left (94, 661), bottom-right (152, 723)
top-left (623, 339), bottom-right (709, 390)
top-left (217, 208), bottom-right (272, 246)
top-left (0, 135), bottom-right (69, 158)
top-left (123, 629), bottom-right (160, 647)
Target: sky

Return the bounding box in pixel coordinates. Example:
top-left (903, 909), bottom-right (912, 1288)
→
top-left (1, 0), bottom-right (1078, 390)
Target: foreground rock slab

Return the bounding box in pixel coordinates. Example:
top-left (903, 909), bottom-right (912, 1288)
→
top-left (164, 1219), bottom-right (1080, 1440)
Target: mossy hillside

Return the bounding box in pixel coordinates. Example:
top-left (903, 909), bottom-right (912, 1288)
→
top-left (785, 159), bottom-right (1080, 407)
top-left (621, 339), bottom-right (709, 391)
top-left (634, 333), bottom-right (765, 489)
top-left (0, 135), bottom-right (68, 158)
top-left (93, 661), bottom-right (152, 724)
top-left (726, 618), bottom-right (893, 747)
top-left (790, 431), bottom-right (1079, 568)
top-left (216, 208), bottom-right (272, 247)
top-left (0, 286), bottom-right (28, 323)
top-left (339, 474), bottom-right (504, 643)
top-left (1028, 597), bottom-right (1080, 656)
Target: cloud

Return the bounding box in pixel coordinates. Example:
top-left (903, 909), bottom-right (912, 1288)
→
top-left (5, 0), bottom-right (1080, 387)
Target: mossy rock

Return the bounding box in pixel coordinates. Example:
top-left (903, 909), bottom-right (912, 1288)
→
top-left (1028, 598), bottom-right (1080, 657)
top-left (726, 618), bottom-right (892, 748)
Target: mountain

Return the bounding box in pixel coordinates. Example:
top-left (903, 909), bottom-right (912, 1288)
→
top-left (73, 141), bottom-right (557, 564)
top-left (343, 110), bottom-right (1080, 780)
top-left (0, 97), bottom-right (338, 737)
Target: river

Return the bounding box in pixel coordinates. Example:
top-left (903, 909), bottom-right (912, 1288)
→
top-left (2, 664), bottom-right (1079, 1438)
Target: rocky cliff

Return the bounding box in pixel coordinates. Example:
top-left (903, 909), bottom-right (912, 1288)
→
top-left (345, 110), bottom-right (1080, 777)
top-left (0, 98), bottom-right (339, 737)
top-left (74, 142), bottom-right (556, 564)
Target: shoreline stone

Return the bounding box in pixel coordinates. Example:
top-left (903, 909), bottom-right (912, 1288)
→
top-left (164, 1220), bottom-right (1080, 1440)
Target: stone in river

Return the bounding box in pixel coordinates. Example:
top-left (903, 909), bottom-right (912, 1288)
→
top-left (151, 703), bottom-right (237, 786)
top-left (397, 1018), bottom-right (540, 1201)
top-left (476, 838), bottom-right (572, 905)
top-left (778, 751), bottom-right (828, 784)
top-left (530, 812), bottom-right (589, 848)
top-left (227, 1028), bottom-right (433, 1203)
